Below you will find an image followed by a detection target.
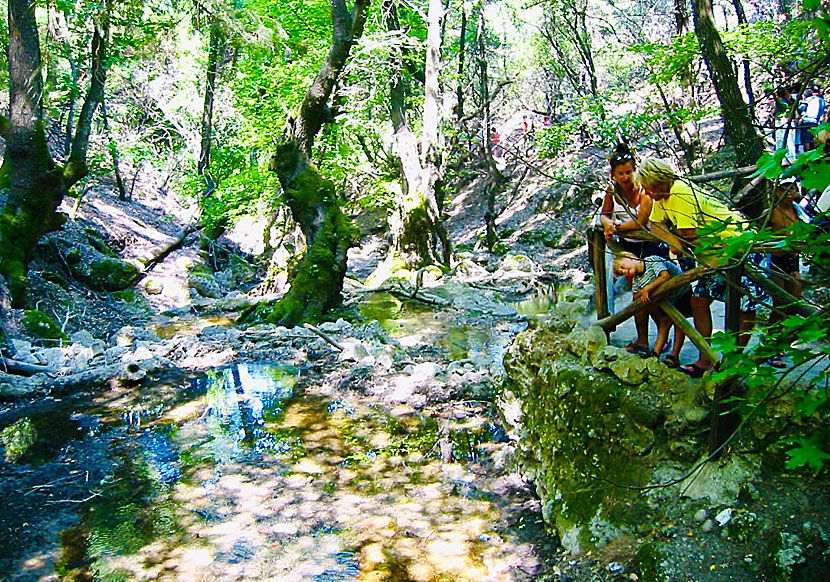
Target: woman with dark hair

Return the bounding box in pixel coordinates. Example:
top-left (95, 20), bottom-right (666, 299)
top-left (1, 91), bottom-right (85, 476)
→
top-left (599, 144), bottom-right (661, 257)
top-left (598, 143), bottom-right (657, 352)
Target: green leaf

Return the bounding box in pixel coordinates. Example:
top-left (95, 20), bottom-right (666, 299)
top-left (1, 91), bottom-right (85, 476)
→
top-left (753, 149), bottom-right (787, 179)
top-left (803, 0), bottom-right (820, 11)
top-left (785, 434), bottom-right (830, 474)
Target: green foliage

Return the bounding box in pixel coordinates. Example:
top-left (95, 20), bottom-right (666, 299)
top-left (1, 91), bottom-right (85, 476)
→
top-left (1, 418), bottom-right (37, 463)
top-left (632, 33), bottom-right (699, 86)
top-left (22, 310), bottom-right (68, 341)
top-left (709, 132), bottom-right (830, 475)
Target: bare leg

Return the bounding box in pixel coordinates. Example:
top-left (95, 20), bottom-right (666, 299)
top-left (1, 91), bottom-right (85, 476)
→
top-left (654, 313), bottom-right (672, 355)
top-left (633, 308), bottom-right (649, 349)
top-left (670, 326), bottom-right (685, 360)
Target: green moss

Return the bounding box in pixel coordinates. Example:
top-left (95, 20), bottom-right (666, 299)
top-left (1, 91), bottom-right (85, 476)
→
top-left (505, 335), bottom-right (658, 550)
top-left (66, 249), bottom-right (82, 264)
top-left (1, 418), bottom-right (37, 463)
top-left (22, 310), bottom-right (68, 341)
top-left (84, 229), bottom-right (116, 257)
top-left (0, 210), bottom-right (32, 305)
top-left (88, 258), bottom-right (140, 291)
top-left (254, 166), bottom-right (357, 327)
top-left (112, 290), bottom-right (152, 312)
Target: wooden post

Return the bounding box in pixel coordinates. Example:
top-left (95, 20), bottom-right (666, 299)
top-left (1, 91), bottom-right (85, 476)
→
top-left (589, 227), bottom-right (610, 320)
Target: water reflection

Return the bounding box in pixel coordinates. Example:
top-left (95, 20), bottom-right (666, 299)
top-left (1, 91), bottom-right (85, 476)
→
top-left (54, 362), bottom-right (535, 581)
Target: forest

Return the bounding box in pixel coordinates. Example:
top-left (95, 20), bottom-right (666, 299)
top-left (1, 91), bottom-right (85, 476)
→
top-left (1, 0), bottom-right (830, 580)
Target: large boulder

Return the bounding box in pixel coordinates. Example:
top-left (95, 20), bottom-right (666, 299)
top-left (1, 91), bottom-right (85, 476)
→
top-left (502, 294), bottom-right (719, 555)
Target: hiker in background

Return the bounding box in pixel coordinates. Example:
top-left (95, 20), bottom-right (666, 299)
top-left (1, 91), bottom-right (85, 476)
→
top-left (799, 84), bottom-right (826, 152)
top-left (766, 177), bottom-right (811, 367)
top-left (772, 86), bottom-right (796, 160)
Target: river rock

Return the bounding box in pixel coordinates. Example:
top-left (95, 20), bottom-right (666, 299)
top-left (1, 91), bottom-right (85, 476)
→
top-left (70, 330), bottom-right (106, 356)
top-left (188, 272), bottom-right (224, 299)
top-left (682, 456), bottom-right (759, 505)
top-left (498, 254), bottom-right (537, 273)
top-left (338, 339), bottom-right (371, 362)
top-left (502, 316), bottom-right (714, 555)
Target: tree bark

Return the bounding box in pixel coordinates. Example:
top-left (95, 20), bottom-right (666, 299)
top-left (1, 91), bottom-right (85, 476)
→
top-left (2, 0), bottom-right (59, 305)
top-left (690, 0), bottom-right (765, 217)
top-left (1, 0), bottom-right (109, 305)
top-left (101, 100), bottom-right (127, 201)
top-left (198, 22), bottom-right (225, 197)
top-left (65, 9), bottom-right (109, 183)
top-left (729, 0), bottom-right (755, 111)
top-left (477, 7), bottom-right (502, 251)
top-left (456, 6), bottom-right (467, 122)
top-left (253, 0), bottom-right (368, 327)
top-left (377, 0), bottom-right (450, 273)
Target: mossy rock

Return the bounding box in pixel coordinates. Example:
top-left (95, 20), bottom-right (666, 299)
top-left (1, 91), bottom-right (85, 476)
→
top-left (503, 323), bottom-right (706, 555)
top-left (112, 290), bottom-right (152, 313)
top-left (84, 228), bottom-right (117, 256)
top-left (66, 249), bottom-right (82, 265)
top-left (70, 256), bottom-right (140, 292)
top-left (1, 418), bottom-right (37, 463)
top-left (22, 310), bottom-right (68, 341)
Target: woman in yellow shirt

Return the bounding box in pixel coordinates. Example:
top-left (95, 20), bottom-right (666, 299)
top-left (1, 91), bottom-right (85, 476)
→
top-left (635, 158), bottom-right (765, 377)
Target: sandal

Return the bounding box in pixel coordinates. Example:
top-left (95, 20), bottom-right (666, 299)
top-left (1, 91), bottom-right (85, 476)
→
top-left (624, 342), bottom-right (648, 354)
top-left (679, 363), bottom-right (710, 378)
top-left (639, 349), bottom-right (658, 359)
top-left (662, 354), bottom-right (680, 368)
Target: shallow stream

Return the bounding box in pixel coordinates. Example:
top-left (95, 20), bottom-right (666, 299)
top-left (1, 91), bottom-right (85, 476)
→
top-left (1, 286), bottom-right (560, 582)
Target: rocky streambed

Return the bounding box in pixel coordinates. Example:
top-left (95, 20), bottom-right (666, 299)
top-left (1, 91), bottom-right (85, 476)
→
top-left (0, 273), bottom-right (559, 582)
top-left (2, 267), bottom-right (829, 582)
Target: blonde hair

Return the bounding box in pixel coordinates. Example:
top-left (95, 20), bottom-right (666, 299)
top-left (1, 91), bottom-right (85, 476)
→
top-left (634, 158), bottom-right (680, 190)
top-left (612, 251), bottom-right (639, 277)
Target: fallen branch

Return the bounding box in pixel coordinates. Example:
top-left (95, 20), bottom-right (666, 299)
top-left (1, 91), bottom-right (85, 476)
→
top-left (142, 223), bottom-right (204, 272)
top-left (303, 323), bottom-right (343, 352)
top-left (0, 356), bottom-right (54, 376)
top-left (688, 165), bottom-right (756, 183)
top-left (595, 266), bottom-right (711, 331)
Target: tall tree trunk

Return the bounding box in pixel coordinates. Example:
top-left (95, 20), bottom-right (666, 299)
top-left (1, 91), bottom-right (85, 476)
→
top-left (422, 0), bottom-right (451, 262)
top-left (252, 0), bottom-right (368, 327)
top-left (199, 22), bottom-right (224, 197)
top-left (198, 22), bottom-right (228, 246)
top-left (2, 0), bottom-right (58, 305)
top-left (101, 100), bottom-right (127, 201)
top-left (730, 0), bottom-right (755, 112)
top-left (375, 0), bottom-right (450, 276)
top-left (477, 8), bottom-right (501, 251)
top-left (1, 0), bottom-right (109, 305)
top-left (456, 6), bottom-right (467, 122)
top-left (65, 10), bottom-right (108, 182)
top-left (691, 0), bottom-right (765, 217)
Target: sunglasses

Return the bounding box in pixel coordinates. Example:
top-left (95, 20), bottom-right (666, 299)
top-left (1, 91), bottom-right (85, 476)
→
top-left (611, 152), bottom-right (634, 163)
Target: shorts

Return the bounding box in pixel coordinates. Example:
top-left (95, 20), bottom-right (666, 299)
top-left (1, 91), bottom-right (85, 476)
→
top-left (771, 252), bottom-right (799, 275)
top-left (671, 288), bottom-right (693, 318)
top-left (692, 253), bottom-right (769, 312)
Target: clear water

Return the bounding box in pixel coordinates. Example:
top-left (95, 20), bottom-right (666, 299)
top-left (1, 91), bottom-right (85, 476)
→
top-left (50, 361), bottom-right (531, 582)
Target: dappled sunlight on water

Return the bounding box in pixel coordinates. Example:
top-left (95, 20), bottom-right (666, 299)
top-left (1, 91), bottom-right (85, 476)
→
top-left (61, 363), bottom-right (535, 581)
